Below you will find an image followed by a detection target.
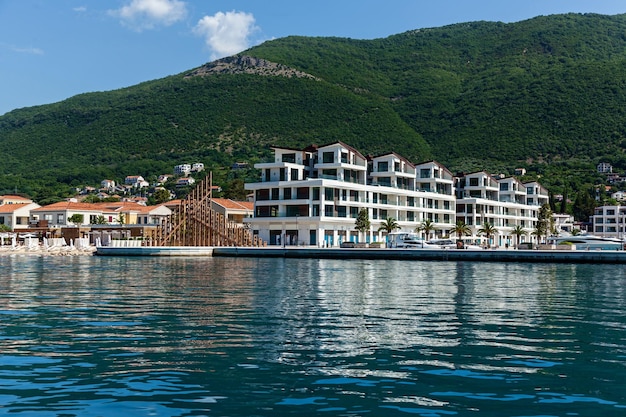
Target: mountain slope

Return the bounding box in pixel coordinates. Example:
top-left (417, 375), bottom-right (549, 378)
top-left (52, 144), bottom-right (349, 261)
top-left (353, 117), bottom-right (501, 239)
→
top-left (2, 13), bottom-right (626, 200)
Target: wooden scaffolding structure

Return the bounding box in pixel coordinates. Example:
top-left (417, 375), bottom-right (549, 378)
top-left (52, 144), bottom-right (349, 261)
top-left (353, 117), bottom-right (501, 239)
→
top-left (155, 173), bottom-right (263, 247)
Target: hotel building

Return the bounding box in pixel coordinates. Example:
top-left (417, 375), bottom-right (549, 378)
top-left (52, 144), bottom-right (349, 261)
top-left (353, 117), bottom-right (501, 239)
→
top-left (591, 205), bottom-right (626, 239)
top-left (244, 142), bottom-right (456, 246)
top-left (455, 173), bottom-right (549, 247)
top-left (245, 142), bottom-right (549, 247)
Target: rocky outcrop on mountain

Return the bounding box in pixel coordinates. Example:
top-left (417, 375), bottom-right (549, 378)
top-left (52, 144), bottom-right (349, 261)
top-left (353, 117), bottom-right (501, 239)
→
top-left (185, 55), bottom-right (320, 80)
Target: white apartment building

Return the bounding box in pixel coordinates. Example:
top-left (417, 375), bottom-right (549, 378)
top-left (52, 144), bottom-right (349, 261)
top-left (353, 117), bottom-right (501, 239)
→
top-left (244, 142), bottom-right (456, 246)
top-left (591, 205), bottom-right (626, 239)
top-left (174, 164), bottom-right (192, 176)
top-left (455, 173), bottom-right (549, 247)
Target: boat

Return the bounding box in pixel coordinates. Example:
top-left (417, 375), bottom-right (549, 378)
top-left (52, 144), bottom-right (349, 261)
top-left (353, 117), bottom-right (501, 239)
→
top-left (546, 235), bottom-right (625, 251)
top-left (387, 232), bottom-right (424, 248)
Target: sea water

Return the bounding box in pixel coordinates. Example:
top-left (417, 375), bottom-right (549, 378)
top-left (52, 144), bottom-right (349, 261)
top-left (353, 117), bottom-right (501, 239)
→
top-left (0, 255), bottom-right (624, 416)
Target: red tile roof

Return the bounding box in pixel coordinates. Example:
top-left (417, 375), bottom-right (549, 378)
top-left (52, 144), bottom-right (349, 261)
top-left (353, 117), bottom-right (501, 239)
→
top-left (211, 198), bottom-right (253, 211)
top-left (0, 203), bottom-right (31, 213)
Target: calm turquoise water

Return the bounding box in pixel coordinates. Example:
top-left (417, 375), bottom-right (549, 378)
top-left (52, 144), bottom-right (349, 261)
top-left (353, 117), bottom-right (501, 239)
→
top-left (0, 256), bottom-right (625, 416)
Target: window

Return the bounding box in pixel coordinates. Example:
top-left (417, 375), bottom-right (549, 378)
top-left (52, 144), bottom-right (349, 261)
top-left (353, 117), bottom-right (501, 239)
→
top-left (313, 187), bottom-right (320, 200)
top-left (378, 161), bottom-right (388, 172)
top-left (284, 188), bottom-right (292, 200)
top-left (282, 153), bottom-right (296, 163)
top-left (322, 169), bottom-right (337, 179)
top-left (271, 189), bottom-right (279, 200)
top-left (341, 152), bottom-right (348, 163)
top-left (378, 177), bottom-right (391, 187)
top-left (57, 214), bottom-right (64, 224)
top-left (256, 189), bottom-right (270, 201)
top-left (0, 216), bottom-right (4, 224)
top-left (322, 152), bottom-right (334, 163)
top-left (324, 205), bottom-right (334, 217)
top-left (291, 168), bottom-right (299, 181)
top-left (469, 178), bottom-right (479, 186)
top-left (325, 188), bottom-right (334, 200)
top-left (337, 206), bottom-right (347, 218)
top-left (296, 187), bottom-right (309, 199)
top-left (420, 168), bottom-right (430, 179)
top-left (312, 205), bottom-right (320, 216)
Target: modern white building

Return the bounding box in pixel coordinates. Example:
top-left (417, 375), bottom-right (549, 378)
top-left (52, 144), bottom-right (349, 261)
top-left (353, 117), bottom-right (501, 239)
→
top-left (245, 143), bottom-right (552, 247)
top-left (174, 164), bottom-right (192, 176)
top-left (455, 173), bottom-right (549, 247)
top-left (597, 162), bottom-right (613, 174)
top-left (245, 142), bottom-right (456, 246)
top-left (591, 205), bottom-right (626, 239)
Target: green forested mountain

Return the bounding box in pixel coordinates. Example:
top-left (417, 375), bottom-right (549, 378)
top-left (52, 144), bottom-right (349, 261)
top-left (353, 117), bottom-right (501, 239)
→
top-left (2, 13), bottom-right (626, 202)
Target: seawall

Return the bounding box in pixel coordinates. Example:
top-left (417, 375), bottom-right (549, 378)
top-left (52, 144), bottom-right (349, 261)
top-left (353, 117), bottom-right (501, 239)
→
top-left (95, 246), bottom-right (626, 263)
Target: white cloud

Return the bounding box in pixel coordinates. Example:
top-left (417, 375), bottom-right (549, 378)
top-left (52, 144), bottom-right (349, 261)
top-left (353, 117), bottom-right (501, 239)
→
top-left (0, 43), bottom-right (44, 55)
top-left (194, 11), bottom-right (257, 60)
top-left (110, 0), bottom-right (187, 31)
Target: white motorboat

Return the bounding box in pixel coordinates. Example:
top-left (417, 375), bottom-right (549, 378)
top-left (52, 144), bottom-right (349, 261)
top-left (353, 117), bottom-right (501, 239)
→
top-left (546, 235), bottom-right (625, 250)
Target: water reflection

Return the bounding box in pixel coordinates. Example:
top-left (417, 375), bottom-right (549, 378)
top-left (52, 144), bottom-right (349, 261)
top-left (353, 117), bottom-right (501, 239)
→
top-left (0, 256), bottom-right (624, 416)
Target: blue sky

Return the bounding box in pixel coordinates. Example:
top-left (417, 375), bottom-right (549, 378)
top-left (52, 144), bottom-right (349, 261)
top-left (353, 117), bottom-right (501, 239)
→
top-left (1, 0), bottom-right (626, 115)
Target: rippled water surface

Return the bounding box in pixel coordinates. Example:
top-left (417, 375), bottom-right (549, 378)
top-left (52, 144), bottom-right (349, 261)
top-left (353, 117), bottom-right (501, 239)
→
top-left (0, 256), bottom-right (625, 416)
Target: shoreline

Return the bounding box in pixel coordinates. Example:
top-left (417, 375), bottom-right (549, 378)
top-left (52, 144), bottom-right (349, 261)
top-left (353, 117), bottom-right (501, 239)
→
top-left (93, 245), bottom-right (626, 264)
top-left (0, 245), bottom-right (96, 256)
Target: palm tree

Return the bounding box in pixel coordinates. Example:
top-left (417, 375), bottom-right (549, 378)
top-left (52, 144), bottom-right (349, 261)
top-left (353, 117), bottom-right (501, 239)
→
top-left (415, 219), bottom-right (436, 241)
top-left (478, 221), bottom-right (498, 248)
top-left (531, 226), bottom-right (544, 244)
top-left (378, 217), bottom-right (400, 234)
top-left (450, 220), bottom-right (472, 241)
top-left (511, 225), bottom-right (527, 249)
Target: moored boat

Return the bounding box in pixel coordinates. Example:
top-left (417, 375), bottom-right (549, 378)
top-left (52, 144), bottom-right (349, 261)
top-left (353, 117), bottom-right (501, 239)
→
top-left (546, 235), bottom-right (625, 251)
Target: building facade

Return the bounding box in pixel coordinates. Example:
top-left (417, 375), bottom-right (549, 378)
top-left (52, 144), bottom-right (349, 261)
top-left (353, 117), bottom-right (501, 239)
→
top-left (591, 205), bottom-right (626, 239)
top-left (455, 173), bottom-right (548, 247)
top-left (245, 143), bottom-right (552, 247)
top-left (245, 143), bottom-right (455, 246)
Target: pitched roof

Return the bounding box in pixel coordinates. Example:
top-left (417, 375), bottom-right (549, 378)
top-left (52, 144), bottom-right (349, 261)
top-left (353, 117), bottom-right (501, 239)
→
top-left (0, 203), bottom-right (32, 213)
top-left (0, 195), bottom-right (31, 201)
top-left (211, 198), bottom-right (253, 211)
top-left (32, 201), bottom-right (150, 213)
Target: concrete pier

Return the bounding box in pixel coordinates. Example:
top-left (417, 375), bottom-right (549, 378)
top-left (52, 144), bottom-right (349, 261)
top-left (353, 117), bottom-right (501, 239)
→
top-left (95, 245), bottom-right (626, 263)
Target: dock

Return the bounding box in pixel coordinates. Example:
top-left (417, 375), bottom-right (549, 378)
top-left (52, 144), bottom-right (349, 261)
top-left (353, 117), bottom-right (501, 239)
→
top-left (95, 246), bottom-right (626, 263)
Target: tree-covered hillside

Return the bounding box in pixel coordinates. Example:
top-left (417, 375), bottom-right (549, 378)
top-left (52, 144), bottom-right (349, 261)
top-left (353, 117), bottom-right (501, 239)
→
top-left (1, 13), bottom-right (626, 202)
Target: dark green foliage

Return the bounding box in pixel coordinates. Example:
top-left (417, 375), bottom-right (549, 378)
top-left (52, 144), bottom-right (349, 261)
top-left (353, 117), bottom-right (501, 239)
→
top-left (354, 208), bottom-right (371, 233)
top-left (2, 13), bottom-right (626, 201)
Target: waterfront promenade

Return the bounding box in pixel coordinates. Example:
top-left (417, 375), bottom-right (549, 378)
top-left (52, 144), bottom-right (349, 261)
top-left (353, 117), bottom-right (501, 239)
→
top-left (94, 245), bottom-right (626, 263)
